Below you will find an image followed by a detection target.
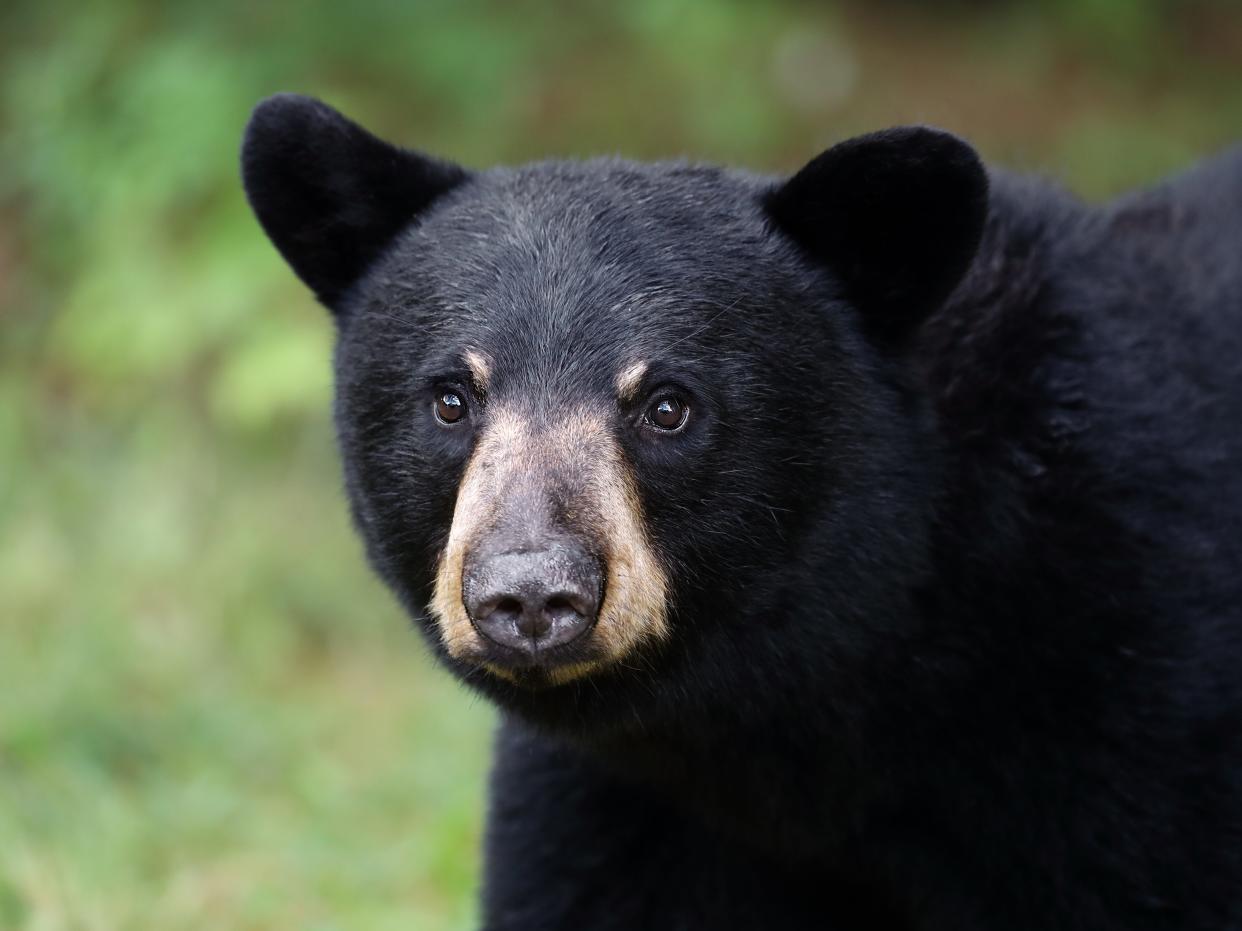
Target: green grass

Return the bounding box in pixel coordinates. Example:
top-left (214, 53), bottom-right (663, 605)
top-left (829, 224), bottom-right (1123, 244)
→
top-left (1, 410), bottom-right (494, 928)
top-left (2, 0), bottom-right (1241, 926)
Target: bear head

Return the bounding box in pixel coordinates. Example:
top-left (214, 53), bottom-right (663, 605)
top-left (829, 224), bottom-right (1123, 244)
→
top-left (241, 94), bottom-right (987, 732)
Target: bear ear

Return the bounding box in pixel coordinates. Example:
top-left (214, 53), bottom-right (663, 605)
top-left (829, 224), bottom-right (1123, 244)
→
top-left (241, 93), bottom-right (469, 308)
top-left (764, 126), bottom-right (988, 343)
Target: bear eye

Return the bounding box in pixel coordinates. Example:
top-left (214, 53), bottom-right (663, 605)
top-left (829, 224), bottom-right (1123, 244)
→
top-left (645, 395), bottom-right (689, 432)
top-left (434, 389), bottom-right (468, 425)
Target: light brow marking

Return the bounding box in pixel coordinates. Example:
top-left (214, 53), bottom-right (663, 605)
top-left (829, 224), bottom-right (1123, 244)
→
top-left (615, 361), bottom-right (649, 404)
top-left (463, 349), bottom-right (492, 394)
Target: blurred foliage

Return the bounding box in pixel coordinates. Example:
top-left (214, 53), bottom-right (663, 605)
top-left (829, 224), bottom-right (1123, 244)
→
top-left (1, 0), bottom-right (1240, 927)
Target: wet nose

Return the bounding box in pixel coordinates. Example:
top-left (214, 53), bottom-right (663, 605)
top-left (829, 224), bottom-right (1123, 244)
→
top-left (463, 544), bottom-right (602, 654)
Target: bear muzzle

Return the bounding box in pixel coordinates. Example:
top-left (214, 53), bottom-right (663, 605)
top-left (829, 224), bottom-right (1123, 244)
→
top-left (429, 404), bottom-right (670, 685)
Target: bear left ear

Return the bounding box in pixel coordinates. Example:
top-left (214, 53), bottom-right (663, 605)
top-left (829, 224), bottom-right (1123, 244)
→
top-left (764, 126), bottom-right (988, 343)
top-left (241, 93), bottom-right (469, 309)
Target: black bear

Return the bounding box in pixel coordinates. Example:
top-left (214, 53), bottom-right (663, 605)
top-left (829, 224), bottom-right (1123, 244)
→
top-left (241, 94), bottom-right (1242, 929)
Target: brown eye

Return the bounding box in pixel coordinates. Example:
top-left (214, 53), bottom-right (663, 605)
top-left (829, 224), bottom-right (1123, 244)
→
top-left (646, 395), bottom-right (688, 432)
top-left (434, 390), bottom-right (467, 425)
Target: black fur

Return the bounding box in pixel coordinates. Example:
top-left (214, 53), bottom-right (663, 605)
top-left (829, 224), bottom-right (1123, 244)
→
top-left (765, 125), bottom-right (989, 343)
top-left (241, 95), bottom-right (1242, 930)
top-left (241, 94), bottom-right (467, 306)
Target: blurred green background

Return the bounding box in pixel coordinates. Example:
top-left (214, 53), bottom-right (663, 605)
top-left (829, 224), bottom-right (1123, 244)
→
top-left (2, 0), bottom-right (1240, 927)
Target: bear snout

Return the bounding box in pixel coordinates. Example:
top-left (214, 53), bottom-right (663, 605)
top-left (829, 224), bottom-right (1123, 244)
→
top-left (462, 542), bottom-right (602, 657)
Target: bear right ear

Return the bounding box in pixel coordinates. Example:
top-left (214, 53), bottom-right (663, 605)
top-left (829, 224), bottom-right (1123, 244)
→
top-left (764, 127), bottom-right (988, 344)
top-left (241, 94), bottom-right (469, 309)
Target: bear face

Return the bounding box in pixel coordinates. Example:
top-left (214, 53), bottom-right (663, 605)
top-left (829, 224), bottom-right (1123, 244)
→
top-left (241, 94), bottom-right (987, 731)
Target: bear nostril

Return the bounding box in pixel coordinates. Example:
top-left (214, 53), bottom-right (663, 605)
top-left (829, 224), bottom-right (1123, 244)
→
top-left (488, 597), bottom-right (523, 622)
top-left (544, 594), bottom-right (584, 621)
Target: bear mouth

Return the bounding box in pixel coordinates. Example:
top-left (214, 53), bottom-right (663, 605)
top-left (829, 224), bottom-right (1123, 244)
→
top-left (464, 626), bottom-right (606, 689)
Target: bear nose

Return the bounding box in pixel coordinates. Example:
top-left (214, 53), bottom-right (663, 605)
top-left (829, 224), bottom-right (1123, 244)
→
top-left (463, 545), bottom-right (601, 654)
